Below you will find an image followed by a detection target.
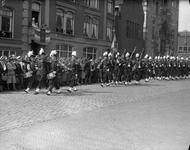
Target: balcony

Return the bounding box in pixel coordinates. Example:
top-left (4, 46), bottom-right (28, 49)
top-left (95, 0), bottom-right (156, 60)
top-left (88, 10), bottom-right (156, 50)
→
top-left (28, 27), bottom-right (51, 45)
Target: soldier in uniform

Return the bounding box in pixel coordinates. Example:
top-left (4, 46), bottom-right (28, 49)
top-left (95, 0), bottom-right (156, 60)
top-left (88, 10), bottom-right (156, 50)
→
top-left (46, 50), bottom-right (63, 95)
top-left (154, 56), bottom-right (159, 79)
top-left (123, 52), bottom-right (133, 85)
top-left (114, 52), bottom-right (124, 85)
top-left (67, 51), bottom-right (78, 92)
top-left (143, 54), bottom-right (149, 82)
top-left (107, 52), bottom-right (115, 84)
top-left (34, 48), bottom-right (50, 94)
top-left (185, 58), bottom-right (189, 78)
top-left (24, 54), bottom-right (38, 93)
top-left (99, 51), bottom-right (110, 87)
top-left (133, 53), bottom-right (142, 85)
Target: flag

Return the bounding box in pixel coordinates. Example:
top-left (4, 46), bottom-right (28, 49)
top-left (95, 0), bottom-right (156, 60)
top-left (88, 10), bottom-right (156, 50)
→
top-left (111, 32), bottom-right (117, 52)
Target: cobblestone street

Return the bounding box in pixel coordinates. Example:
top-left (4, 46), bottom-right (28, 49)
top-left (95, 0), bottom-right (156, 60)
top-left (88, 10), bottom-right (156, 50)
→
top-left (0, 79), bottom-right (190, 150)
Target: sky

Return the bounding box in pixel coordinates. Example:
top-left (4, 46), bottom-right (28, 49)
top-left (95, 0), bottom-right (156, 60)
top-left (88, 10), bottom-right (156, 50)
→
top-left (178, 0), bottom-right (190, 31)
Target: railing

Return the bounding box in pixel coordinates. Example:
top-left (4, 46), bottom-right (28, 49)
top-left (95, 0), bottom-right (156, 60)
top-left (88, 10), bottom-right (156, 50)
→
top-left (0, 31), bottom-right (12, 38)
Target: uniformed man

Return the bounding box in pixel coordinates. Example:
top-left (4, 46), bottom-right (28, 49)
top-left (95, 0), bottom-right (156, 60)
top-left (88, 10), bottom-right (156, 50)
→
top-left (67, 51), bottom-right (78, 92)
top-left (133, 53), bottom-right (142, 85)
top-left (123, 52), bottom-right (133, 85)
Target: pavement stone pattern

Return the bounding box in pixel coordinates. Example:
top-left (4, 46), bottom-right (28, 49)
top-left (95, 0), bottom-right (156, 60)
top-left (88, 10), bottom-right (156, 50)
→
top-left (0, 79), bottom-right (189, 132)
top-left (0, 79), bottom-right (190, 150)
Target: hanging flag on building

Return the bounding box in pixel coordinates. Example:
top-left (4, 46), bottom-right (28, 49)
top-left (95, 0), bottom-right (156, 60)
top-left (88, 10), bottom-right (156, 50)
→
top-left (111, 31), bottom-right (118, 52)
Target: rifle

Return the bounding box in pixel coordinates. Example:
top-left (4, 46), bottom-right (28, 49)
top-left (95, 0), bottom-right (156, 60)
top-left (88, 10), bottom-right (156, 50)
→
top-left (140, 48), bottom-right (144, 59)
top-left (130, 47), bottom-right (136, 59)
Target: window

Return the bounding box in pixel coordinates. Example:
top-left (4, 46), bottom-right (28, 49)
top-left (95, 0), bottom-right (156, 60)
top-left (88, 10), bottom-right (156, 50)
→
top-left (129, 21), bottom-right (131, 38)
top-left (84, 16), bottom-right (91, 37)
top-left (108, 0), bottom-right (113, 13)
top-left (132, 22), bottom-right (134, 38)
top-left (134, 23), bottom-right (137, 39)
top-left (66, 12), bottom-right (74, 34)
top-left (84, 0), bottom-right (99, 9)
top-left (56, 9), bottom-right (64, 33)
top-left (92, 18), bottom-right (98, 38)
top-left (126, 20), bottom-right (129, 37)
top-left (83, 47), bottom-right (97, 59)
top-left (183, 47), bottom-right (187, 53)
top-left (152, 19), bottom-right (155, 40)
top-left (56, 44), bottom-right (73, 58)
top-left (0, 50), bottom-right (16, 57)
top-left (32, 2), bottom-right (41, 27)
top-left (84, 16), bottom-right (99, 38)
top-left (178, 47), bottom-right (183, 53)
top-left (56, 9), bottom-right (74, 35)
top-left (106, 21), bottom-right (113, 41)
top-left (0, 8), bottom-right (13, 38)
top-left (137, 24), bottom-right (140, 39)
top-left (188, 47), bottom-right (190, 53)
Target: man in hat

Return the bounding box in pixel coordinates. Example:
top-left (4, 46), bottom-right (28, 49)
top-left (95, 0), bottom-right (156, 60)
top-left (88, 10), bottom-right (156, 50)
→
top-left (107, 52), bottom-right (115, 84)
top-left (123, 52), bottom-right (133, 85)
top-left (6, 55), bottom-right (17, 90)
top-left (133, 53), bottom-right (142, 85)
top-left (67, 51), bottom-right (78, 92)
top-left (84, 55), bottom-right (92, 85)
top-left (24, 54), bottom-right (38, 93)
top-left (46, 50), bottom-right (62, 95)
top-left (34, 48), bottom-right (50, 94)
top-left (99, 51), bottom-right (110, 87)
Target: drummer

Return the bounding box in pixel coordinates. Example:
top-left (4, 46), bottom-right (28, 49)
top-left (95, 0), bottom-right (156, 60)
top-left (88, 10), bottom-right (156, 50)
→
top-left (46, 50), bottom-right (62, 95)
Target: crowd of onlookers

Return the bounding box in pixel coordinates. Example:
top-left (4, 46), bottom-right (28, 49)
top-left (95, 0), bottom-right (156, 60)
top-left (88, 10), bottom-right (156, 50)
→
top-left (0, 55), bottom-right (104, 92)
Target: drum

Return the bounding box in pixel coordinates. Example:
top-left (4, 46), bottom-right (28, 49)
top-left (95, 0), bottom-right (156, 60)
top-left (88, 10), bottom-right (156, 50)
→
top-left (47, 72), bottom-right (56, 80)
top-left (24, 72), bottom-right (33, 78)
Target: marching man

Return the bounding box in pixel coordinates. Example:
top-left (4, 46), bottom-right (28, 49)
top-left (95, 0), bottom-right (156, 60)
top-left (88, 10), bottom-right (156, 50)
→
top-left (67, 51), bottom-right (78, 92)
top-left (46, 50), bottom-right (62, 95)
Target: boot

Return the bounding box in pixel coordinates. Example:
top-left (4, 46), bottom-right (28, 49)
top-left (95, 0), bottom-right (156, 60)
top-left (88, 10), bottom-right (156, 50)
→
top-left (24, 88), bottom-right (30, 93)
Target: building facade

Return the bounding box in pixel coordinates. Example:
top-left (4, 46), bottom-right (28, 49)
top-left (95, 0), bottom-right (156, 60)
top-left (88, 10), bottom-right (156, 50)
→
top-left (178, 31), bottom-right (190, 59)
top-left (0, 0), bottom-right (116, 59)
top-left (142, 0), bottom-right (179, 57)
top-left (115, 0), bottom-right (144, 55)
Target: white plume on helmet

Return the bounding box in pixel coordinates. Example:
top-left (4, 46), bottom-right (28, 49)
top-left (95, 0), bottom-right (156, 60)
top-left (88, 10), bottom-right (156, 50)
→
top-left (50, 50), bottom-right (57, 57)
top-left (155, 56), bottom-right (158, 59)
top-left (149, 56), bottom-right (152, 60)
top-left (108, 52), bottom-right (112, 57)
top-left (27, 50), bottom-right (34, 57)
top-left (115, 52), bottom-right (120, 58)
top-left (103, 51), bottom-right (108, 57)
top-left (39, 48), bottom-right (44, 55)
top-left (186, 58), bottom-right (188, 60)
top-left (144, 54), bottom-right (148, 59)
top-left (136, 53), bottom-right (139, 58)
top-left (71, 51), bottom-right (77, 57)
top-left (125, 52), bottom-right (130, 58)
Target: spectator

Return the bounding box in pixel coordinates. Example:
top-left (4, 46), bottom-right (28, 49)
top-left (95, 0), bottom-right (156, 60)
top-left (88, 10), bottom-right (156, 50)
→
top-left (6, 56), bottom-right (17, 90)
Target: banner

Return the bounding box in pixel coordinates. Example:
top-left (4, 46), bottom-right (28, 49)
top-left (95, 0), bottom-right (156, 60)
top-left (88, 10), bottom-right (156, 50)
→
top-left (33, 27), bottom-right (51, 45)
top-left (111, 32), bottom-right (117, 52)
